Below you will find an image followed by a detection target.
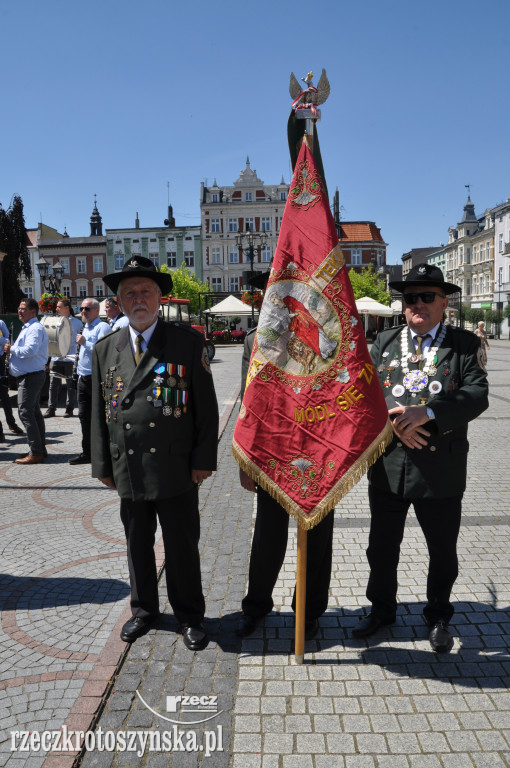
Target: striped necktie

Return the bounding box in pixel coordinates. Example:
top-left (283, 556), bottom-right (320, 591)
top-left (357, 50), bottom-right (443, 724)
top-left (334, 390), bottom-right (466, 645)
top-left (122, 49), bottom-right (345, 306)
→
top-left (415, 334), bottom-right (429, 369)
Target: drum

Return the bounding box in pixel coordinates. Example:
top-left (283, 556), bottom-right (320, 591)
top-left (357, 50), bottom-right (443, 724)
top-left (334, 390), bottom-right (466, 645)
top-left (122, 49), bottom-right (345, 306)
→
top-left (41, 315), bottom-right (72, 356)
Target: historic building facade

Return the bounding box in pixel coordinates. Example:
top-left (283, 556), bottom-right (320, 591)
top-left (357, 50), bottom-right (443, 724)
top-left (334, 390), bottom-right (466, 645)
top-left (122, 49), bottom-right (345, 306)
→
top-left (105, 205), bottom-right (201, 292)
top-left (337, 221), bottom-right (387, 273)
top-left (200, 158), bottom-right (289, 294)
top-left (492, 197), bottom-right (510, 335)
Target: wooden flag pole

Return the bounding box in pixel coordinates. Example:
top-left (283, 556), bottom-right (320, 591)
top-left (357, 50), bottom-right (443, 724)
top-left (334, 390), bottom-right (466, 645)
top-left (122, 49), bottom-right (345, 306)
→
top-left (294, 525), bottom-right (308, 663)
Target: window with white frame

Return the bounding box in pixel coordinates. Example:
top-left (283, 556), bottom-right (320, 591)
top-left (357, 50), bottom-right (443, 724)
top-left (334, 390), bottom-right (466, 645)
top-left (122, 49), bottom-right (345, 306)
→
top-left (77, 258), bottom-right (86, 274)
top-left (211, 247), bottom-right (222, 265)
top-left (261, 217), bottom-right (271, 232)
top-left (210, 219), bottom-right (220, 233)
top-left (115, 251), bottom-right (124, 270)
top-left (485, 275), bottom-right (490, 294)
top-left (245, 218), bottom-right (254, 232)
top-left (480, 243), bottom-right (485, 261)
top-left (229, 247), bottom-right (239, 264)
top-left (466, 279), bottom-right (471, 296)
top-left (22, 285), bottom-right (33, 298)
top-left (60, 258), bottom-right (70, 274)
top-left (499, 233), bottom-right (504, 252)
top-left (184, 251), bottom-right (194, 268)
top-left (245, 192), bottom-right (252, 202)
top-left (95, 284), bottom-right (104, 297)
top-left (351, 248), bottom-right (362, 265)
top-left (472, 276), bottom-right (477, 295)
top-left (149, 253), bottom-right (159, 267)
top-left (228, 218), bottom-right (238, 233)
top-left (94, 256), bottom-right (103, 273)
top-left (78, 285), bottom-right (88, 298)
top-left (472, 245), bottom-right (477, 263)
top-left (261, 245), bottom-right (271, 263)
top-left (486, 241), bottom-right (491, 260)
top-left (62, 285), bottom-right (71, 298)
top-left (167, 252), bottom-right (176, 268)
top-left (230, 276), bottom-right (240, 291)
top-left (211, 277), bottom-right (222, 292)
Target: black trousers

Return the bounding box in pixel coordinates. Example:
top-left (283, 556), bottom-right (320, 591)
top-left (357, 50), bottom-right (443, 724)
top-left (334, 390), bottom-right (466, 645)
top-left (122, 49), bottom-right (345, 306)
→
top-left (120, 486), bottom-right (205, 626)
top-left (242, 487), bottom-right (334, 620)
top-left (0, 356), bottom-right (15, 429)
top-left (77, 375), bottom-right (92, 457)
top-left (366, 485), bottom-right (462, 625)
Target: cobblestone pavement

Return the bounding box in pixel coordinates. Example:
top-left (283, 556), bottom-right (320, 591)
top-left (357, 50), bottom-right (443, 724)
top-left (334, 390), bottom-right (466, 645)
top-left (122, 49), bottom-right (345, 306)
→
top-left (2, 341), bottom-right (510, 768)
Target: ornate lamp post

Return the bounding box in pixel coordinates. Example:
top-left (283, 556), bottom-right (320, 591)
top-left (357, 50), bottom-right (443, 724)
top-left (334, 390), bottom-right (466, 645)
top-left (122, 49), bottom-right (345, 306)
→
top-left (36, 257), bottom-right (65, 298)
top-left (235, 224), bottom-right (269, 324)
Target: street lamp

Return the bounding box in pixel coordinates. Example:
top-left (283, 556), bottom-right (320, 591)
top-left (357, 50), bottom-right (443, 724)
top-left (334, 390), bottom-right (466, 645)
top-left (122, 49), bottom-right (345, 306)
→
top-left (235, 224), bottom-right (269, 324)
top-left (36, 257), bottom-right (65, 297)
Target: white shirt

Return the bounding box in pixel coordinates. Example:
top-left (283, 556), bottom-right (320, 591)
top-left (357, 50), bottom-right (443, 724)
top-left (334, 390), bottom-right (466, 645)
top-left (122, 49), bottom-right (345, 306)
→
top-left (128, 319), bottom-right (158, 359)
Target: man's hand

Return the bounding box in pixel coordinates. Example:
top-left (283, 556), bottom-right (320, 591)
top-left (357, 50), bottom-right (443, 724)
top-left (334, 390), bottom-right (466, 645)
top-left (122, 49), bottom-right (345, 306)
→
top-left (191, 469), bottom-right (212, 484)
top-left (76, 333), bottom-right (85, 346)
top-left (389, 405), bottom-right (431, 450)
top-left (239, 468), bottom-right (256, 493)
top-left (99, 477), bottom-right (116, 489)
top-left (4, 343), bottom-right (11, 355)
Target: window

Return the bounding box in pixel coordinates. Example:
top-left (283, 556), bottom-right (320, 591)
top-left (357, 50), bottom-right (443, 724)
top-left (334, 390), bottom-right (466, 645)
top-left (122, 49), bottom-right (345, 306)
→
top-left (211, 247), bottom-right (222, 265)
top-left (62, 285), bottom-right (71, 298)
top-left (22, 285), bottom-right (33, 298)
top-left (499, 233), bottom-right (504, 252)
top-left (466, 279), bottom-right (471, 296)
top-left (212, 193), bottom-right (219, 203)
top-left (115, 251), bottom-right (124, 270)
top-left (245, 192), bottom-right (252, 202)
top-left (211, 277), bottom-right (222, 292)
top-left (60, 258), bottom-right (70, 274)
top-left (229, 247), bottom-right (239, 264)
top-left (230, 276), bottom-right (240, 292)
top-left (245, 218), bottom-right (254, 232)
top-left (167, 252), bottom-right (176, 268)
top-left (351, 248), bottom-right (362, 266)
top-left (77, 258), bottom-right (86, 274)
top-left (472, 277), bottom-right (477, 296)
top-left (261, 246), bottom-right (272, 263)
top-left (472, 245), bottom-right (477, 263)
top-left (261, 217), bottom-right (270, 232)
top-left (228, 218), bottom-right (238, 233)
top-left (94, 256), bottom-right (103, 273)
top-left (149, 253), bottom-right (159, 267)
top-left (184, 251), bottom-right (194, 268)
top-left (486, 242), bottom-right (491, 260)
top-left (486, 275), bottom-right (490, 294)
top-left (211, 219), bottom-right (220, 233)
top-left (79, 285), bottom-right (88, 298)
top-left (280, 191), bottom-right (287, 201)
top-left (480, 243), bottom-right (485, 261)
top-left (95, 284), bottom-right (104, 297)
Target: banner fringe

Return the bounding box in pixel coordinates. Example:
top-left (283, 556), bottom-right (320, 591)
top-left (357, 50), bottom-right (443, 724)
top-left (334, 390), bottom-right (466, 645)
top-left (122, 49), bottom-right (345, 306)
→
top-left (232, 419), bottom-right (393, 531)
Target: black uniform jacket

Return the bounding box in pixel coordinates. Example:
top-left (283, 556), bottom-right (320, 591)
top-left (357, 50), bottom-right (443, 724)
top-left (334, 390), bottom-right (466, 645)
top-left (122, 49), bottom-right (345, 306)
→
top-left (91, 320), bottom-right (218, 501)
top-left (368, 324), bottom-right (489, 499)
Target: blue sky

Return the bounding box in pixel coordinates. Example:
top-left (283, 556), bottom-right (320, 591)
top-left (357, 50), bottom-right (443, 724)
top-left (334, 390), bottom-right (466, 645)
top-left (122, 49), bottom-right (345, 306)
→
top-left (2, 0), bottom-right (510, 264)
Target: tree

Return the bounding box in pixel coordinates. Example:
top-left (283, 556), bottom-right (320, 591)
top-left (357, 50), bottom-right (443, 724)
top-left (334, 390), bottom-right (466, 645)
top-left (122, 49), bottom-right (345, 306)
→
top-left (159, 263), bottom-right (209, 315)
top-left (348, 265), bottom-right (391, 304)
top-left (0, 195), bottom-right (31, 312)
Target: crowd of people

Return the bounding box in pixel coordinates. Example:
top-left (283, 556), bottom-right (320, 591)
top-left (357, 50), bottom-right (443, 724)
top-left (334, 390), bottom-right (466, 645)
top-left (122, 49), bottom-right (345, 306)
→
top-left (0, 262), bottom-right (490, 654)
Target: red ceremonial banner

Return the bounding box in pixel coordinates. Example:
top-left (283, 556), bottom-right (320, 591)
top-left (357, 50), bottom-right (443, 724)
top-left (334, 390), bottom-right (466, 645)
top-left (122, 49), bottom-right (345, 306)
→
top-left (232, 138), bottom-right (393, 529)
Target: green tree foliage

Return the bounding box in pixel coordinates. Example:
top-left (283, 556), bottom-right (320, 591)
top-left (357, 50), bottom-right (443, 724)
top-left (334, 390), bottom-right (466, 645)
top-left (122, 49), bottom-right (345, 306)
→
top-left (159, 263), bottom-right (209, 315)
top-left (0, 195), bottom-right (31, 312)
top-left (348, 265), bottom-right (391, 304)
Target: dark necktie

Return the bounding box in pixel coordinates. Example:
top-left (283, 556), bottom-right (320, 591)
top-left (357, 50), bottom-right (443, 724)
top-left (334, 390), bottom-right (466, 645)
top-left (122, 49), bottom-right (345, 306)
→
top-left (134, 334), bottom-right (144, 365)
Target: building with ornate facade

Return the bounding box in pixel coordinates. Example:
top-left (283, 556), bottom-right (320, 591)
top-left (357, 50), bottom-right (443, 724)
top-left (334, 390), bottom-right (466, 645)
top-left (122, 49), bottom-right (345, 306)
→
top-left (200, 158), bottom-right (289, 294)
top-left (337, 221), bottom-right (387, 272)
top-left (492, 197), bottom-right (510, 336)
top-left (105, 205), bottom-right (201, 293)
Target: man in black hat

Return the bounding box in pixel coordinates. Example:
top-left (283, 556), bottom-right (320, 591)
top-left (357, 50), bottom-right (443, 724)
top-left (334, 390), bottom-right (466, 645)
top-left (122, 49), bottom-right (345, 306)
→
top-left (352, 264), bottom-right (488, 652)
top-left (90, 257), bottom-right (218, 651)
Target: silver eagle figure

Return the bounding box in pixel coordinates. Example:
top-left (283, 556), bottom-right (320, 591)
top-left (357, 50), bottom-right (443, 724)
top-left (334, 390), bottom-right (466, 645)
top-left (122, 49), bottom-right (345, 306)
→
top-left (289, 69), bottom-right (330, 108)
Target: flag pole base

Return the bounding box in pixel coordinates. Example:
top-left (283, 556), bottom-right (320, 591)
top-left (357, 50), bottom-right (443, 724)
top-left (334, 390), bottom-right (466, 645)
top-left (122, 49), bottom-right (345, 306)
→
top-left (294, 654), bottom-right (304, 665)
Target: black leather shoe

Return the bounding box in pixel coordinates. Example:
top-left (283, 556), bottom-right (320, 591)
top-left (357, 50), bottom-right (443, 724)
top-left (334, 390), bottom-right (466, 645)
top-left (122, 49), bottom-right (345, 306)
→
top-left (429, 620), bottom-right (454, 653)
top-left (181, 623), bottom-right (208, 651)
top-left (305, 618), bottom-right (319, 640)
top-left (0, 432), bottom-right (5, 443)
top-left (63, 410), bottom-right (73, 418)
top-left (44, 408), bottom-right (56, 418)
top-left (352, 613), bottom-right (394, 638)
top-left (69, 454), bottom-right (91, 465)
top-left (236, 614), bottom-right (260, 637)
top-left (120, 616), bottom-right (156, 642)
top-left (8, 423), bottom-right (24, 435)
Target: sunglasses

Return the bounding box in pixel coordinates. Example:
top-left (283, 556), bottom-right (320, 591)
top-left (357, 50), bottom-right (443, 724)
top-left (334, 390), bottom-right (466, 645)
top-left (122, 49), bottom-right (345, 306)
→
top-left (80, 306), bottom-right (92, 311)
top-left (403, 292), bottom-right (445, 305)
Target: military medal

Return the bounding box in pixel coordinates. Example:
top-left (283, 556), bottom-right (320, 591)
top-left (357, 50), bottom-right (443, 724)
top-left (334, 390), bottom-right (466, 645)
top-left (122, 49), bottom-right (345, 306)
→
top-left (392, 384), bottom-right (405, 398)
top-left (174, 407), bottom-right (182, 418)
top-left (400, 325), bottom-right (446, 397)
top-left (162, 388), bottom-right (172, 415)
top-left (167, 376), bottom-right (177, 387)
top-left (154, 363), bottom-right (166, 375)
top-left (115, 377), bottom-right (124, 392)
top-left (429, 381), bottom-right (442, 395)
top-left (178, 379), bottom-right (188, 390)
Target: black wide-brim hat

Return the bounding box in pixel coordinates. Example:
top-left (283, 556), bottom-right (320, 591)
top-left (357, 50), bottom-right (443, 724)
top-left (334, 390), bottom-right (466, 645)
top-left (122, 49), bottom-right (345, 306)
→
top-left (103, 256), bottom-right (173, 294)
top-left (248, 270), bottom-right (271, 290)
top-left (389, 263), bottom-right (460, 295)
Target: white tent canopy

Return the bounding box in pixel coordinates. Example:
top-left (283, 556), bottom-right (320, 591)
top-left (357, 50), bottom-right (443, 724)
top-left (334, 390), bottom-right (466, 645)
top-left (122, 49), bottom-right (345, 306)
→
top-left (355, 296), bottom-right (393, 317)
top-left (204, 294), bottom-right (255, 316)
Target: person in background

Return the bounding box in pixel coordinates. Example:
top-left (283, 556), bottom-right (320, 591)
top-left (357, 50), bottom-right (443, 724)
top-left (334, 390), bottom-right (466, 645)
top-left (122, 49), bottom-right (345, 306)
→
top-left (4, 299), bottom-right (49, 464)
top-left (44, 299), bottom-right (83, 418)
top-left (0, 318), bottom-right (24, 441)
top-left (474, 320), bottom-right (490, 367)
top-left (68, 298), bottom-right (110, 465)
top-left (105, 297), bottom-right (130, 331)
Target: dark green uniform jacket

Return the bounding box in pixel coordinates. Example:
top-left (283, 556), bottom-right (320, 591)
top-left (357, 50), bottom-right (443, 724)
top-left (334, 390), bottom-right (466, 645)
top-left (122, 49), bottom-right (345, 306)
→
top-left (368, 324), bottom-right (488, 499)
top-left (91, 320), bottom-right (218, 501)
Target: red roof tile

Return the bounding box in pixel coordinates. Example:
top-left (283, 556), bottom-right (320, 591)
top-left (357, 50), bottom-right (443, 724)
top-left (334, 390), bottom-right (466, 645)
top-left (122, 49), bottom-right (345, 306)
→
top-left (338, 222), bottom-right (384, 243)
